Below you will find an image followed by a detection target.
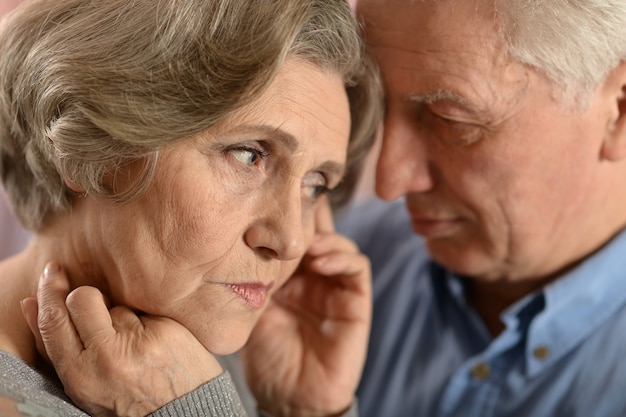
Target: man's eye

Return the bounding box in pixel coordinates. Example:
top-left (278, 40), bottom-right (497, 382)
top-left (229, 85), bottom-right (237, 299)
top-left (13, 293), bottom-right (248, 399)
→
top-left (421, 109), bottom-right (482, 145)
top-left (434, 113), bottom-right (457, 125)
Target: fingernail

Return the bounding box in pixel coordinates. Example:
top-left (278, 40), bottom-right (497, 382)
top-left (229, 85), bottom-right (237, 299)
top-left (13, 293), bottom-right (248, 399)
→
top-left (20, 298), bottom-right (37, 334)
top-left (19, 298), bottom-right (34, 318)
top-left (43, 262), bottom-right (61, 277)
top-left (19, 299), bottom-right (28, 326)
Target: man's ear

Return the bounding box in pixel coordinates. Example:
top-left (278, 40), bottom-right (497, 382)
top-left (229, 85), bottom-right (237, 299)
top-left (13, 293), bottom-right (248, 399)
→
top-left (601, 61), bottom-right (626, 161)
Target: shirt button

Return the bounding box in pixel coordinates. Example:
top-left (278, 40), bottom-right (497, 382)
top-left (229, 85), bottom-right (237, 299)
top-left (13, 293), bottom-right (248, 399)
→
top-left (470, 362), bottom-right (491, 381)
top-left (533, 345), bottom-right (550, 360)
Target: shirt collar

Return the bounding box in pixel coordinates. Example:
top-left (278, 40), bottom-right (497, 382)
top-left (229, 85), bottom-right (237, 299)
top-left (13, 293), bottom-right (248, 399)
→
top-left (442, 228), bottom-right (626, 377)
top-left (524, 228), bottom-right (626, 377)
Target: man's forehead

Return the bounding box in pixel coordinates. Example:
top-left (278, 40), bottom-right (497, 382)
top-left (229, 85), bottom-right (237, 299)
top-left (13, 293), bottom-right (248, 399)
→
top-left (357, 0), bottom-right (496, 20)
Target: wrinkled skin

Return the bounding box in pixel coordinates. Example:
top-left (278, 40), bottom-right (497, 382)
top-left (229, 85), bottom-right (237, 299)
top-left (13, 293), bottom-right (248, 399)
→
top-left (358, 0), bottom-right (626, 327)
top-left (15, 60), bottom-right (372, 417)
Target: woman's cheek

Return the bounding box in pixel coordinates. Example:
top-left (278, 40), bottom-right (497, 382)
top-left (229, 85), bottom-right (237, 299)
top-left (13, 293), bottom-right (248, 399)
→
top-left (278, 258), bottom-right (302, 286)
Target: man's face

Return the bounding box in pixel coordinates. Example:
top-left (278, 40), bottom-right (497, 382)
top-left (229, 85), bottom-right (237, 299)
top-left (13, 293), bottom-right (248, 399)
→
top-left (359, 0), bottom-right (618, 282)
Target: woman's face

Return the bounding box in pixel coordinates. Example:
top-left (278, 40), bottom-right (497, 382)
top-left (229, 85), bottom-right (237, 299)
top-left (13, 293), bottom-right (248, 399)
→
top-left (73, 60), bottom-right (351, 354)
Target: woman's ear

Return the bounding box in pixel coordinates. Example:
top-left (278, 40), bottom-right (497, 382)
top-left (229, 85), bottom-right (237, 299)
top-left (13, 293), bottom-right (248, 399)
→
top-left (601, 61), bottom-right (626, 161)
top-left (63, 176), bottom-right (84, 193)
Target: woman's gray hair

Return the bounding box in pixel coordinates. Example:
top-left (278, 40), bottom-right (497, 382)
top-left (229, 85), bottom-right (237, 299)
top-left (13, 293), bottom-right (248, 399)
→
top-left (493, 0), bottom-right (626, 103)
top-left (0, 0), bottom-right (382, 230)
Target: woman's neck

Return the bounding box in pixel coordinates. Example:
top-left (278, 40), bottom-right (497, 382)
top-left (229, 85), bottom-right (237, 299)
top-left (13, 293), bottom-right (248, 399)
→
top-left (0, 224), bottom-right (87, 365)
top-left (0, 249), bottom-right (42, 365)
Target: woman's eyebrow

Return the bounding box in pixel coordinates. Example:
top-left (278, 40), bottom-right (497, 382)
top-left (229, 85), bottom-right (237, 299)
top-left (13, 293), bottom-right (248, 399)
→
top-left (238, 124), bottom-right (298, 153)
top-left (318, 160), bottom-right (346, 179)
top-left (233, 124), bottom-right (346, 176)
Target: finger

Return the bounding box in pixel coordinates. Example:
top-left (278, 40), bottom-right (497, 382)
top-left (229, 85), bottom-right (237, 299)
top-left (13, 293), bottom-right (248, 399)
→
top-left (65, 286), bottom-right (116, 349)
top-left (310, 252), bottom-right (371, 280)
top-left (20, 297), bottom-right (50, 364)
top-left (37, 262), bottom-right (84, 365)
top-left (315, 195), bottom-right (335, 234)
top-left (108, 305), bottom-right (146, 334)
top-left (308, 232), bottom-right (359, 257)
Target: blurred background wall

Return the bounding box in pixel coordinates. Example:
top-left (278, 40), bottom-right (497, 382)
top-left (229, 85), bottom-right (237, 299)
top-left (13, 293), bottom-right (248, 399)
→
top-left (0, 0), bottom-right (31, 260)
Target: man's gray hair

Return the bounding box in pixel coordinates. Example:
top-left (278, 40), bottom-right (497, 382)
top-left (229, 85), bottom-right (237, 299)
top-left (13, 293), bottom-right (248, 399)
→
top-left (495, 0), bottom-right (626, 101)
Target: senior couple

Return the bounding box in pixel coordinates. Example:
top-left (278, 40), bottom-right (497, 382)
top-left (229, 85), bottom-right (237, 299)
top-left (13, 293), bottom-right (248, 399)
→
top-left (1, 0), bottom-right (626, 416)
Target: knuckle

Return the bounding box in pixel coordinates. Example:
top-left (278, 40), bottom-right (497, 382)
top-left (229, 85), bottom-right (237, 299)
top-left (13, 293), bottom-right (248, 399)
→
top-left (38, 304), bottom-right (67, 335)
top-left (340, 236), bottom-right (360, 252)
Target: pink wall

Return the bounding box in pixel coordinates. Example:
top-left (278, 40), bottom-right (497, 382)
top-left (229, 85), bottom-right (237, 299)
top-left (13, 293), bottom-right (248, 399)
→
top-left (0, 0), bottom-right (31, 259)
top-left (0, 0), bottom-right (21, 18)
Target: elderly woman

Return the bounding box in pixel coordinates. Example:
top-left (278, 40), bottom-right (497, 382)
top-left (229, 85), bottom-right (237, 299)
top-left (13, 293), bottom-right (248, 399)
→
top-left (0, 0), bottom-right (381, 416)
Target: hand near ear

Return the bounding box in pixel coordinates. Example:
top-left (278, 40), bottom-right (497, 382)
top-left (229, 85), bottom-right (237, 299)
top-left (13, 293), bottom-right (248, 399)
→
top-left (239, 197), bottom-right (372, 417)
top-left (21, 262), bottom-right (225, 417)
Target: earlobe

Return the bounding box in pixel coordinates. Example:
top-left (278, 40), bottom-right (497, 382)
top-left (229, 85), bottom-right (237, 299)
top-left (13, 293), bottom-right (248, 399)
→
top-left (601, 63), bottom-right (626, 161)
top-left (63, 176), bottom-right (84, 193)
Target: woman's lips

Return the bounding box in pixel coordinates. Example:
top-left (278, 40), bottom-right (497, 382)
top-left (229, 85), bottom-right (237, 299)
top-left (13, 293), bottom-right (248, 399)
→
top-left (226, 282), bottom-right (274, 309)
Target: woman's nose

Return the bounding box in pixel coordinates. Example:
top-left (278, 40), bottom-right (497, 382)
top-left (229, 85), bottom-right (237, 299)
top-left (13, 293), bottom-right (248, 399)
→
top-left (244, 186), bottom-right (308, 261)
top-left (375, 114), bottom-right (434, 201)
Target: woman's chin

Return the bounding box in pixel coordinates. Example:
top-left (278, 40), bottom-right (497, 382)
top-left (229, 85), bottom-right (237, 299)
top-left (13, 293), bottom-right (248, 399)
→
top-left (199, 324), bottom-right (255, 356)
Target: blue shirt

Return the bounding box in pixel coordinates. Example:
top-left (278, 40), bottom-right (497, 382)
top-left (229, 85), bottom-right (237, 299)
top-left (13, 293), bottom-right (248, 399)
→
top-left (336, 199), bottom-right (626, 417)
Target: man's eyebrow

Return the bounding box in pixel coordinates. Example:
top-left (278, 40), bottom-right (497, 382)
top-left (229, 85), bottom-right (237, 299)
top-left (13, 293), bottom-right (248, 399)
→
top-left (408, 90), bottom-right (488, 120)
top-left (408, 90), bottom-right (468, 106)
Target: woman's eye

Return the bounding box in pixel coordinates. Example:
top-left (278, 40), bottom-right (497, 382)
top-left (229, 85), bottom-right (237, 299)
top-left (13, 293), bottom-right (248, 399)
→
top-left (304, 184), bottom-right (330, 200)
top-left (302, 173), bottom-right (331, 201)
top-left (229, 147), bottom-right (265, 166)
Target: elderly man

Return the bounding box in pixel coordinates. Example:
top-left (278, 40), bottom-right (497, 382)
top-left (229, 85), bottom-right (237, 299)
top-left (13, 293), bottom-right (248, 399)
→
top-left (335, 0), bottom-right (626, 416)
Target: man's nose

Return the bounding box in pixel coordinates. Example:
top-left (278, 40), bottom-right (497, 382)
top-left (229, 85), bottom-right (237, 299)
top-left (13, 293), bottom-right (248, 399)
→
top-left (375, 114), bottom-right (434, 201)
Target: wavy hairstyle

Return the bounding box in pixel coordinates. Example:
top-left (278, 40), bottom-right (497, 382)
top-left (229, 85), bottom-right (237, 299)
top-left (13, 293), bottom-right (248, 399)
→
top-left (0, 0), bottom-right (381, 229)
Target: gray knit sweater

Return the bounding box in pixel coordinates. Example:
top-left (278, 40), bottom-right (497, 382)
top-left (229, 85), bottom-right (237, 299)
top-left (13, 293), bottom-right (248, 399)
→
top-left (0, 349), bottom-right (247, 416)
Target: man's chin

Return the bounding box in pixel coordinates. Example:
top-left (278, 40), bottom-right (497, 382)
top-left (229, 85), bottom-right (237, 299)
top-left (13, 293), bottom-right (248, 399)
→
top-left (427, 244), bottom-right (499, 279)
